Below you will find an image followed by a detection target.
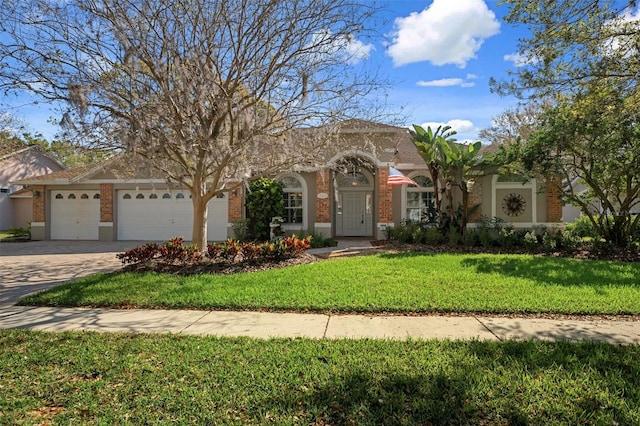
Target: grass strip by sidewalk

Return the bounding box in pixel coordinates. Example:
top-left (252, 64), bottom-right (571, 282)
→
top-left (20, 252), bottom-right (640, 315)
top-left (2, 330), bottom-right (639, 425)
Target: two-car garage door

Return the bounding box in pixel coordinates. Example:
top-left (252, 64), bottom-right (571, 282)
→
top-left (49, 189), bottom-right (228, 241)
top-left (116, 190), bottom-right (228, 241)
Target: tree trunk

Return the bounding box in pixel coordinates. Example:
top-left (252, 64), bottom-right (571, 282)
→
top-left (191, 195), bottom-right (209, 251)
top-left (460, 184), bottom-right (469, 234)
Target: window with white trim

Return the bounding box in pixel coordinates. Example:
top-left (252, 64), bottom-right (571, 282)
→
top-left (278, 175), bottom-right (303, 224)
top-left (406, 175), bottom-right (435, 222)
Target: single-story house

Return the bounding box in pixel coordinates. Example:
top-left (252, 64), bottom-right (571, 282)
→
top-left (1, 143), bottom-right (66, 230)
top-left (13, 120), bottom-right (563, 241)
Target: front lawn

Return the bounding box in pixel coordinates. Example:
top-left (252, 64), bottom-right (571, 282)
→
top-left (1, 330), bottom-right (638, 425)
top-left (19, 252), bottom-right (640, 315)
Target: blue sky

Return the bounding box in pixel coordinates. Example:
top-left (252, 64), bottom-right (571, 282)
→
top-left (4, 0), bottom-right (526, 143)
top-left (375, 0), bottom-right (526, 141)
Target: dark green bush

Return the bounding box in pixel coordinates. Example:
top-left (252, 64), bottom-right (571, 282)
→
top-left (245, 178), bottom-right (284, 241)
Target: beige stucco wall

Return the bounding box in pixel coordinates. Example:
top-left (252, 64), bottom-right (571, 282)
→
top-left (477, 176), bottom-right (551, 225)
top-left (11, 197), bottom-right (32, 229)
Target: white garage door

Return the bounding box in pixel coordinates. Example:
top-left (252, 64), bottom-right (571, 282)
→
top-left (51, 190), bottom-right (100, 240)
top-left (116, 190), bottom-right (228, 241)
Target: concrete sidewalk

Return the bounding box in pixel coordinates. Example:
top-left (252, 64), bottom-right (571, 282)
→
top-left (1, 305), bottom-right (639, 344)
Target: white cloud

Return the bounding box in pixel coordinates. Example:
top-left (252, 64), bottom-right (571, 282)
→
top-left (387, 0), bottom-right (500, 67)
top-left (417, 74), bottom-right (477, 87)
top-left (504, 52), bottom-right (540, 67)
top-left (310, 30), bottom-right (375, 65)
top-left (601, 7), bottom-right (640, 56)
top-left (420, 119), bottom-right (476, 135)
top-left (343, 37), bottom-right (375, 64)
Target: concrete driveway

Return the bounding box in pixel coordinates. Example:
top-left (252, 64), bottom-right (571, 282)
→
top-left (0, 240), bottom-right (141, 307)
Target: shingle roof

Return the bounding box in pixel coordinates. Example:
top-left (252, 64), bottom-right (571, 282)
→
top-left (14, 120), bottom-right (432, 184)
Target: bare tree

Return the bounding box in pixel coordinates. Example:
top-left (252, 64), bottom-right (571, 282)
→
top-left (0, 0), bottom-right (385, 248)
top-left (478, 101), bottom-right (547, 147)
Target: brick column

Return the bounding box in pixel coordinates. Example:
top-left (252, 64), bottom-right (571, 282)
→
top-left (315, 169), bottom-right (330, 223)
top-left (467, 179), bottom-right (483, 223)
top-left (30, 185), bottom-right (46, 240)
top-left (32, 185), bottom-right (45, 222)
top-left (546, 176), bottom-right (563, 222)
top-left (377, 167), bottom-right (392, 223)
top-left (100, 183), bottom-right (114, 222)
top-left (228, 186), bottom-right (244, 222)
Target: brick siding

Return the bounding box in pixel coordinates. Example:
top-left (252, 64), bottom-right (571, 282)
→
top-left (100, 183), bottom-right (114, 222)
top-left (228, 187), bottom-right (244, 222)
top-left (32, 185), bottom-right (45, 222)
top-left (468, 179), bottom-right (483, 222)
top-left (315, 169), bottom-right (331, 223)
top-left (377, 167), bottom-right (393, 223)
top-left (546, 176), bottom-right (563, 222)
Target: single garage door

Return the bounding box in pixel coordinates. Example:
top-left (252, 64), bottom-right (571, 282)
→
top-left (116, 189), bottom-right (228, 241)
top-left (51, 190), bottom-right (100, 240)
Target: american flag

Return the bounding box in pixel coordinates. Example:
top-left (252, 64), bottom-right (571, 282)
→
top-left (387, 166), bottom-right (417, 186)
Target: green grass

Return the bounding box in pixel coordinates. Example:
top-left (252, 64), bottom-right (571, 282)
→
top-left (20, 252), bottom-right (640, 315)
top-left (2, 330), bottom-right (639, 425)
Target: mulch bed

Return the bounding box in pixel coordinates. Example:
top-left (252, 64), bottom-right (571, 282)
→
top-left (121, 253), bottom-right (320, 275)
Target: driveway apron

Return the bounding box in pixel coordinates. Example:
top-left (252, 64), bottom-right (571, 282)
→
top-left (0, 241), bottom-right (137, 307)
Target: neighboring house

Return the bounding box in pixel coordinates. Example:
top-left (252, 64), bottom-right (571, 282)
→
top-left (0, 144), bottom-right (65, 230)
top-left (562, 178), bottom-right (640, 223)
top-left (14, 120), bottom-right (563, 241)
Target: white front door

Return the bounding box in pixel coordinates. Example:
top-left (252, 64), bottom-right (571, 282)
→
top-left (339, 191), bottom-right (373, 237)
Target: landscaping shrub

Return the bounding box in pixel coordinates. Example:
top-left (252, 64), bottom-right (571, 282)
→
top-left (461, 229), bottom-right (480, 246)
top-left (448, 228), bottom-right (462, 246)
top-left (6, 225), bottom-right (30, 238)
top-left (158, 237), bottom-right (203, 263)
top-left (424, 227), bottom-right (444, 245)
top-left (119, 235), bottom-right (312, 269)
top-left (245, 178), bottom-right (284, 241)
top-left (117, 237), bottom-right (203, 265)
top-left (231, 218), bottom-right (249, 241)
top-left (207, 236), bottom-right (312, 263)
top-left (542, 232), bottom-right (557, 252)
top-left (559, 230), bottom-right (582, 254)
top-left (523, 231), bottom-right (539, 251)
top-left (298, 230), bottom-right (336, 248)
top-left (497, 227), bottom-right (524, 248)
top-left (566, 215), bottom-right (597, 238)
top-left (117, 242), bottom-right (159, 265)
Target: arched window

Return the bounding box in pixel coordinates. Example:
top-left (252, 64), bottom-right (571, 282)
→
top-left (176, 193), bottom-right (185, 199)
top-left (406, 175), bottom-right (435, 222)
top-left (55, 193), bottom-right (63, 199)
top-left (93, 194), bottom-right (100, 199)
top-left (149, 193), bottom-right (158, 199)
top-left (278, 174), bottom-right (304, 224)
top-left (136, 193), bottom-right (144, 199)
top-left (336, 171), bottom-right (372, 188)
top-left (123, 193), bottom-right (132, 199)
top-left (80, 193), bottom-right (89, 199)
top-left (162, 193), bottom-right (171, 199)
top-left (68, 193), bottom-right (76, 200)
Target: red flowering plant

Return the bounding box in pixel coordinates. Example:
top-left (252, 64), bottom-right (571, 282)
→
top-left (282, 235), bottom-right (312, 256)
top-left (157, 237), bottom-right (203, 264)
top-left (116, 242), bottom-right (159, 265)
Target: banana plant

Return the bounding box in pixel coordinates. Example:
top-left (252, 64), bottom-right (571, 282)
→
top-left (409, 124), bottom-right (457, 224)
top-left (410, 124), bottom-right (485, 232)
